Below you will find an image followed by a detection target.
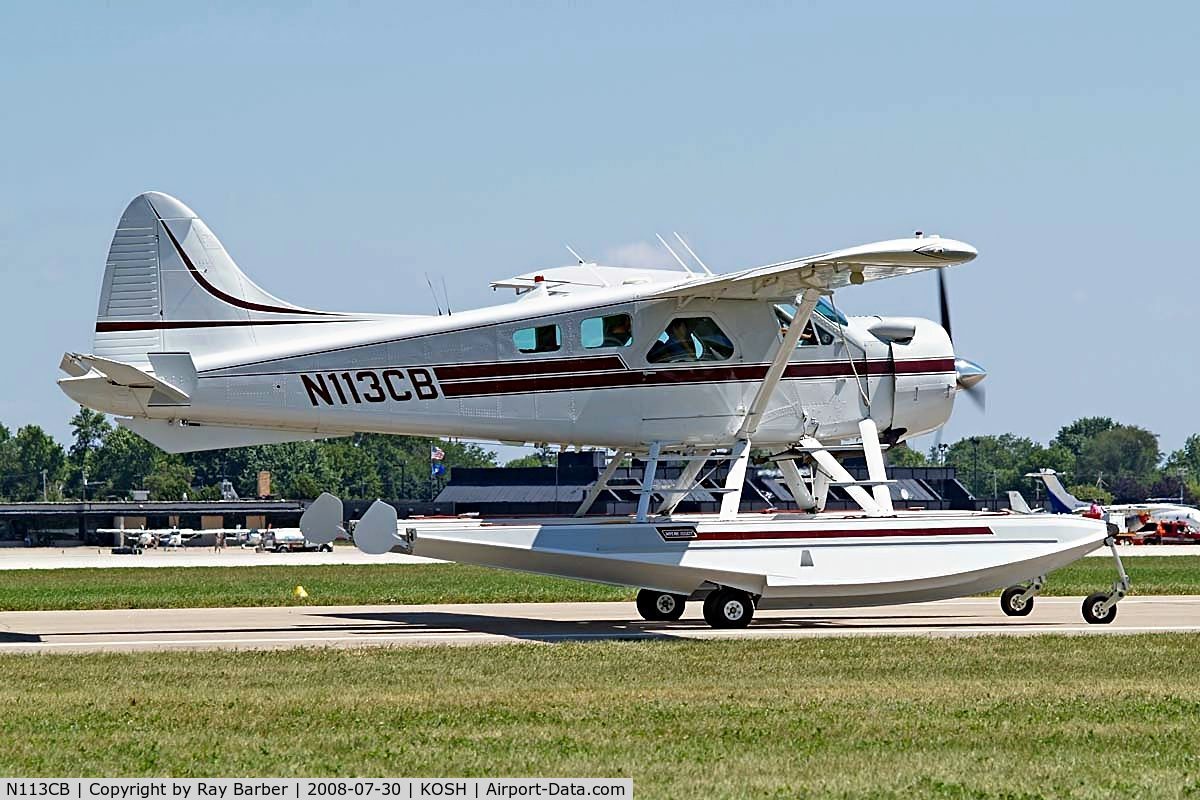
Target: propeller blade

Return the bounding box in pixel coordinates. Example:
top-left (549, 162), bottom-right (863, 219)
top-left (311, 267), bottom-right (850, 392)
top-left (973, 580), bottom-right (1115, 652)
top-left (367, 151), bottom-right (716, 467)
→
top-left (965, 383), bottom-right (987, 413)
top-left (937, 270), bottom-right (952, 342)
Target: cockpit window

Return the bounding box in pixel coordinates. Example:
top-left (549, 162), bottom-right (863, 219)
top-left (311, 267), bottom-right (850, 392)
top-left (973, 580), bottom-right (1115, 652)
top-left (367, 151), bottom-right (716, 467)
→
top-left (774, 304), bottom-right (834, 346)
top-left (646, 317), bottom-right (734, 363)
top-left (513, 324), bottom-right (561, 354)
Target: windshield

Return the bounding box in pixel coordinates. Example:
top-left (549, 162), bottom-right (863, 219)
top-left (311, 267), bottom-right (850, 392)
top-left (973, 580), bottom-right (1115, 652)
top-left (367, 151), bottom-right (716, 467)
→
top-left (815, 297), bottom-right (847, 326)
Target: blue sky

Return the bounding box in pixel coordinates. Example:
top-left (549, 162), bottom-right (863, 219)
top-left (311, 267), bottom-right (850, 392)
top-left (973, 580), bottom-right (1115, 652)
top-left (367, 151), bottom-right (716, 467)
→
top-left (1, 2), bottom-right (1197, 457)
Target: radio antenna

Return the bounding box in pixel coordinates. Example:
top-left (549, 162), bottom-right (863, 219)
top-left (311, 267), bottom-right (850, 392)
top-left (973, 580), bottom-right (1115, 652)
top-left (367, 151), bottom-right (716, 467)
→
top-left (440, 276), bottom-right (453, 315)
top-left (425, 273), bottom-right (443, 316)
top-left (655, 233), bottom-right (695, 276)
top-left (564, 244), bottom-right (586, 264)
top-left (674, 232), bottom-right (715, 275)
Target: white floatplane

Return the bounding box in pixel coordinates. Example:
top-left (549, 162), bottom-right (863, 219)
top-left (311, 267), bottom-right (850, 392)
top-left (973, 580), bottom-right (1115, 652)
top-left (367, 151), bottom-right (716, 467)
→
top-left (59, 192), bottom-right (1128, 628)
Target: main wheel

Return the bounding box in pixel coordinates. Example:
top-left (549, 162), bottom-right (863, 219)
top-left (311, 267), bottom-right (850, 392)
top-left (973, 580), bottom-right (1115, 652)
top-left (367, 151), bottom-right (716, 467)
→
top-left (702, 588), bottom-right (754, 629)
top-left (1082, 592), bottom-right (1117, 624)
top-left (635, 589), bottom-right (687, 621)
top-left (1000, 585), bottom-right (1035, 617)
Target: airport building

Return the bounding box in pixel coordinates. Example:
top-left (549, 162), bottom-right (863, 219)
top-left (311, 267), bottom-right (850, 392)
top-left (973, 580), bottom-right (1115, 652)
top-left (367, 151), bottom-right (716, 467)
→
top-left (434, 452), bottom-right (978, 517)
top-left (1, 456), bottom-right (981, 546)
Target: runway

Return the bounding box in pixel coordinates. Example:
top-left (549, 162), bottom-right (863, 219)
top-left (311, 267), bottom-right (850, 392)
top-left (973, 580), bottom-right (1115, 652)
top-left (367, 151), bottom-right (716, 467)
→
top-left (2, 596), bottom-right (1198, 653)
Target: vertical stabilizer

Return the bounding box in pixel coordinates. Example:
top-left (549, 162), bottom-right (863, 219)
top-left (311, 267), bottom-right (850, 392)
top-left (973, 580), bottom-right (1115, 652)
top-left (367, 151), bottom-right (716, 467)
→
top-left (1027, 470), bottom-right (1087, 514)
top-left (92, 192), bottom-right (345, 365)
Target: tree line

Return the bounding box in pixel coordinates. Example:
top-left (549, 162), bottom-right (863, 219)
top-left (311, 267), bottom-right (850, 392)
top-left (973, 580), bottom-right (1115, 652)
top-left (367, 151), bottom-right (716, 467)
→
top-left (888, 417), bottom-right (1200, 505)
top-left (0, 408), bottom-right (495, 502)
top-left (0, 409), bottom-right (1196, 505)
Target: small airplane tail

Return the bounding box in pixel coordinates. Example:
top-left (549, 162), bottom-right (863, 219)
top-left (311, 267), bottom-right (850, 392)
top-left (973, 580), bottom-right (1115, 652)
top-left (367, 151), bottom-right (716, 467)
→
top-left (59, 192), bottom-right (366, 429)
top-left (89, 191), bottom-right (345, 367)
top-left (1025, 469), bottom-right (1088, 514)
top-left (1006, 490), bottom-right (1034, 514)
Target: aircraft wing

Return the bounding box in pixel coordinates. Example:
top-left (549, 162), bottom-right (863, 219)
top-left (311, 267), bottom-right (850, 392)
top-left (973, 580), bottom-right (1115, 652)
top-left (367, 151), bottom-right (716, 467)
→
top-left (644, 235), bottom-right (977, 302)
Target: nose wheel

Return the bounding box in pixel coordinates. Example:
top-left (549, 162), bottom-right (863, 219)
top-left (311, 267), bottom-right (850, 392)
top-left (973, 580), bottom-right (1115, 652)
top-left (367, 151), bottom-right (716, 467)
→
top-left (1000, 575), bottom-right (1044, 617)
top-left (635, 589), bottom-right (687, 621)
top-left (1081, 537), bottom-right (1130, 625)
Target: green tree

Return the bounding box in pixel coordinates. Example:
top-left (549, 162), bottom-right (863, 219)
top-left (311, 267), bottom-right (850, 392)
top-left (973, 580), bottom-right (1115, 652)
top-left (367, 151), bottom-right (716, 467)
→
top-left (91, 426), bottom-right (159, 498)
top-left (1051, 417), bottom-right (1116, 459)
top-left (1075, 426), bottom-right (1160, 488)
top-left (144, 457), bottom-right (194, 500)
top-left (1164, 434), bottom-right (1200, 482)
top-left (3, 425), bottom-right (68, 501)
top-left (886, 443), bottom-right (926, 467)
top-left (941, 434), bottom-right (1074, 500)
top-left (1066, 483), bottom-right (1113, 504)
top-left (0, 424), bottom-right (14, 501)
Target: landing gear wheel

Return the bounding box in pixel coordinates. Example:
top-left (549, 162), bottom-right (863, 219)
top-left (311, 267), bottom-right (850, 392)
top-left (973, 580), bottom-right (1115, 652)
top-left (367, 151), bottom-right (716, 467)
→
top-left (636, 589), bottom-right (687, 621)
top-left (1000, 585), bottom-right (1035, 617)
top-left (702, 588), bottom-right (755, 629)
top-left (1082, 592), bottom-right (1118, 624)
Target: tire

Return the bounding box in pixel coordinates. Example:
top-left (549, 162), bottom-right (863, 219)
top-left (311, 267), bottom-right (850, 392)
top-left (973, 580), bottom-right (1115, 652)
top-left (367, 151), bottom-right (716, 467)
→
top-left (1082, 592), bottom-right (1117, 624)
top-left (319, 544), bottom-right (333, 553)
top-left (702, 588), bottom-right (754, 629)
top-left (635, 589), bottom-right (686, 621)
top-left (276, 545), bottom-right (289, 553)
top-left (1000, 585), bottom-right (1034, 617)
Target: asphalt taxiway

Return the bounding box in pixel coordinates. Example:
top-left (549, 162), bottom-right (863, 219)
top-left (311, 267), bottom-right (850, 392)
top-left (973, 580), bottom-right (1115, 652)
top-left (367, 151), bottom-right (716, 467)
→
top-left (1, 596), bottom-right (1198, 653)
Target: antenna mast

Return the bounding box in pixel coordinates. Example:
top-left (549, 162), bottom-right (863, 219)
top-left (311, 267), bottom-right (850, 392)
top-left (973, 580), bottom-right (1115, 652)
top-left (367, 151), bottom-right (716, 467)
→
top-left (674, 232), bottom-right (715, 275)
top-left (655, 233), bottom-right (695, 276)
top-left (425, 273), bottom-right (443, 316)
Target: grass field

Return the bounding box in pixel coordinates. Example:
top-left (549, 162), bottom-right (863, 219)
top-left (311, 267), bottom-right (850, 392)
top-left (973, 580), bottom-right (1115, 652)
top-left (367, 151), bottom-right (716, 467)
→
top-left (0, 556), bottom-right (1196, 611)
top-left (2, 635), bottom-right (1198, 798)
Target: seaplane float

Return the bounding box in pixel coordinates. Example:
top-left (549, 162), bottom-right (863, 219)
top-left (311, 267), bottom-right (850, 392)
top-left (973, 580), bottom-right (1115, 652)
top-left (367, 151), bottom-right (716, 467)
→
top-left (59, 192), bottom-right (1129, 628)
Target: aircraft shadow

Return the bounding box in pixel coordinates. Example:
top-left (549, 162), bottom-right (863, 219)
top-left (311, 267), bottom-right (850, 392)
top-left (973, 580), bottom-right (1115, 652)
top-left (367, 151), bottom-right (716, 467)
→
top-left (1, 610), bottom-right (1067, 647)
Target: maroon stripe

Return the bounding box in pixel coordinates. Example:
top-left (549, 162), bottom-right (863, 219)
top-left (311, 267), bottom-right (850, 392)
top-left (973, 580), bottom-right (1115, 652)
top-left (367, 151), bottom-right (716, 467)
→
top-left (895, 357), bottom-right (956, 374)
top-left (784, 358), bottom-right (955, 379)
top-left (441, 370), bottom-right (636, 398)
top-left (435, 355), bottom-right (626, 381)
top-left (441, 358), bottom-right (956, 398)
top-left (694, 526), bottom-right (993, 541)
top-left (95, 319), bottom-right (343, 333)
top-left (150, 200), bottom-right (335, 317)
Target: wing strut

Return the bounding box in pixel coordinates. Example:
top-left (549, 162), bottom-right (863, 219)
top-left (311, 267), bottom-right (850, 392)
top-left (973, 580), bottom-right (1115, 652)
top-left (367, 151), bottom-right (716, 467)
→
top-left (574, 451), bottom-right (625, 517)
top-left (736, 288), bottom-right (822, 439)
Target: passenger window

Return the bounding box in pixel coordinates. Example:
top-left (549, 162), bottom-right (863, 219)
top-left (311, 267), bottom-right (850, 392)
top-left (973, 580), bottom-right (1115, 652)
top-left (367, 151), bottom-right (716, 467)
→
top-left (581, 314), bottom-right (633, 349)
top-left (646, 317), bottom-right (734, 364)
top-left (513, 324), bottom-right (561, 354)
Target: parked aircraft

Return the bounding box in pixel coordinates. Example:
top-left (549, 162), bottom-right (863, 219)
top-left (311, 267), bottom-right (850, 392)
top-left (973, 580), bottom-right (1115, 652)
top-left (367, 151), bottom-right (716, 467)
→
top-left (59, 192), bottom-right (1127, 627)
top-left (1026, 469), bottom-right (1200, 532)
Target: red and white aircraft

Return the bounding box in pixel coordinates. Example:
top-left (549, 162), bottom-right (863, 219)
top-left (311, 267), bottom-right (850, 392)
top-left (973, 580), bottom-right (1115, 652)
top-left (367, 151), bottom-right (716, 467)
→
top-left (59, 192), bottom-right (1127, 627)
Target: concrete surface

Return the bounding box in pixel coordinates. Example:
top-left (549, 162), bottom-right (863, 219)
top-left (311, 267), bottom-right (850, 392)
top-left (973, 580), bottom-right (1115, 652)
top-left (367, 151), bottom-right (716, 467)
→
top-left (1, 596), bottom-right (1197, 653)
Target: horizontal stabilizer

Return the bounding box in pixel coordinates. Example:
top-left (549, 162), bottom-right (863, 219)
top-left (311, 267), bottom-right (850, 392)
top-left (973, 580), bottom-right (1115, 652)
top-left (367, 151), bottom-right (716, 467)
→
top-left (63, 353), bottom-right (191, 404)
top-left (118, 418), bottom-right (336, 453)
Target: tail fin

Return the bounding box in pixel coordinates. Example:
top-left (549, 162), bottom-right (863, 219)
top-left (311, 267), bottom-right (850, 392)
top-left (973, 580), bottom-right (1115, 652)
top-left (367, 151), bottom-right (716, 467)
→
top-left (1006, 490), bottom-right (1034, 514)
top-left (1025, 469), bottom-right (1087, 514)
top-left (93, 191), bottom-right (344, 365)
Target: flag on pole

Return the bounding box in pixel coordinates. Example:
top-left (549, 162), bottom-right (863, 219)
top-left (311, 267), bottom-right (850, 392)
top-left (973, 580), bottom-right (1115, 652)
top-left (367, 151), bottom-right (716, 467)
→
top-left (430, 445), bottom-right (445, 461)
top-left (431, 462), bottom-right (446, 477)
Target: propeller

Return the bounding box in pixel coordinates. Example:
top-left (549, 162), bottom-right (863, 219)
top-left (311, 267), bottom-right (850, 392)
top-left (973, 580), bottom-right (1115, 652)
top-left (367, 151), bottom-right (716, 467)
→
top-left (937, 270), bottom-right (987, 412)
